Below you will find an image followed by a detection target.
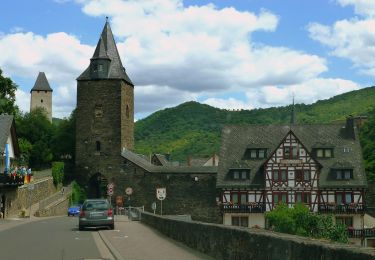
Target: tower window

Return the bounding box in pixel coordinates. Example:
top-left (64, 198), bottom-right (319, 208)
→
top-left (96, 141), bottom-right (101, 151)
top-left (41, 99), bottom-right (43, 103)
top-left (126, 105), bottom-right (130, 119)
top-left (98, 64), bottom-right (103, 71)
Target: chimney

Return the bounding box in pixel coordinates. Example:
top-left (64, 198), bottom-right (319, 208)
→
top-left (212, 153), bottom-right (216, 166)
top-left (345, 115), bottom-right (355, 139)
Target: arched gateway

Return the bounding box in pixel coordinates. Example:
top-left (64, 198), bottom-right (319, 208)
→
top-left (87, 173), bottom-right (108, 199)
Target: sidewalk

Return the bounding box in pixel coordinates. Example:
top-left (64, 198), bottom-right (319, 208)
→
top-left (99, 215), bottom-right (212, 260)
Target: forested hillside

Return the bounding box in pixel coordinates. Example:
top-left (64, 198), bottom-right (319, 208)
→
top-left (135, 86), bottom-right (375, 163)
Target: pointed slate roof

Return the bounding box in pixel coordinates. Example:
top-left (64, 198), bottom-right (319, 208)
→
top-left (31, 72), bottom-right (53, 92)
top-left (77, 20), bottom-right (133, 86)
top-left (217, 124), bottom-right (367, 189)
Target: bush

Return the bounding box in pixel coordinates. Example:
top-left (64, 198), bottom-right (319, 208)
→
top-left (266, 203), bottom-right (348, 243)
top-left (52, 162), bottom-right (64, 186)
top-left (70, 181), bottom-right (86, 204)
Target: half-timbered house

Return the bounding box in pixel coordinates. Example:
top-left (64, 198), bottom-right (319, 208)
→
top-left (217, 116), bottom-right (367, 234)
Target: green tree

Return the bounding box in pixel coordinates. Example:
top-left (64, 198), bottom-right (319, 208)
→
top-left (360, 107), bottom-right (375, 181)
top-left (16, 108), bottom-right (53, 169)
top-left (51, 109), bottom-right (76, 161)
top-left (0, 68), bottom-right (18, 115)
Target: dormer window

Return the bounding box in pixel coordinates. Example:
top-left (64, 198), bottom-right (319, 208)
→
top-left (315, 148), bottom-right (333, 158)
top-left (244, 148), bottom-right (267, 159)
top-left (229, 169), bottom-right (250, 180)
top-left (333, 169), bottom-right (353, 180)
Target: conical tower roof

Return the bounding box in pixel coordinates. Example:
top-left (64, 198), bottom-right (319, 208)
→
top-left (31, 72), bottom-right (53, 92)
top-left (77, 20), bottom-right (133, 86)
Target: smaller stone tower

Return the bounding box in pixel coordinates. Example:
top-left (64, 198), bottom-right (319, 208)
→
top-left (30, 72), bottom-right (53, 122)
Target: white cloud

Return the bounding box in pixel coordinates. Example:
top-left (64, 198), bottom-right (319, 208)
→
top-left (135, 85), bottom-right (197, 115)
top-left (337, 0), bottom-right (375, 17)
top-left (248, 78), bottom-right (360, 107)
top-left (0, 32), bottom-right (93, 117)
top-left (0, 0), bottom-right (365, 119)
top-left (15, 89), bottom-right (30, 113)
top-left (202, 97), bottom-right (253, 110)
top-left (308, 17), bottom-right (375, 76)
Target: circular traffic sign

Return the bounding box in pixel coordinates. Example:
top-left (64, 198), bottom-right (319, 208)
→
top-left (107, 183), bottom-right (114, 189)
top-left (125, 187), bottom-right (133, 195)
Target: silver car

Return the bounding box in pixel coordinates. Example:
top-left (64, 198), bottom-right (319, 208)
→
top-left (78, 199), bottom-right (114, 230)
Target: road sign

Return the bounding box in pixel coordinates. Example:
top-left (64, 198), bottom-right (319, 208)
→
top-left (125, 187), bottom-right (133, 195)
top-left (107, 183), bottom-right (114, 189)
top-left (156, 188), bottom-right (166, 200)
top-left (107, 187), bottom-right (114, 196)
top-left (151, 202), bottom-right (156, 210)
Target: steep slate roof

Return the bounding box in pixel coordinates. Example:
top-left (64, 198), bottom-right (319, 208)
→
top-left (30, 72), bottom-right (53, 92)
top-left (77, 21), bottom-right (133, 86)
top-left (217, 124), bottom-right (367, 189)
top-left (0, 115), bottom-right (19, 157)
top-left (121, 148), bottom-right (217, 174)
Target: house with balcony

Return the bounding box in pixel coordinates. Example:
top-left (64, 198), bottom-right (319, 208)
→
top-left (0, 114), bottom-right (22, 217)
top-left (216, 115), bottom-right (368, 244)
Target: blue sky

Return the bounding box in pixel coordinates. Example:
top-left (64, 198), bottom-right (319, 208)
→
top-left (1, 0), bottom-right (374, 119)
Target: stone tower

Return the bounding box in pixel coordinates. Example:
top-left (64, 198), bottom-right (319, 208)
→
top-left (30, 72), bottom-right (53, 122)
top-left (75, 20), bottom-right (134, 193)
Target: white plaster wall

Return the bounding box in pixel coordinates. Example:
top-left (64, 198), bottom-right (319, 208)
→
top-left (249, 214), bottom-right (265, 228)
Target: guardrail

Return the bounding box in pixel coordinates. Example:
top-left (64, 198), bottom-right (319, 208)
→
top-left (221, 203), bottom-right (265, 213)
top-left (348, 228), bottom-right (375, 238)
top-left (318, 204), bottom-right (365, 214)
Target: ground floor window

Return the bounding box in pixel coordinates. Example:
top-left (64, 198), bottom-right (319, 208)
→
top-left (232, 216), bottom-right (248, 227)
top-left (335, 216), bottom-right (353, 227)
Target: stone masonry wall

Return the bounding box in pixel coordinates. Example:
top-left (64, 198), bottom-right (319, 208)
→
top-left (5, 177), bottom-right (59, 217)
top-left (108, 163), bottom-right (221, 223)
top-left (75, 80), bottom-right (133, 186)
top-left (141, 212), bottom-right (375, 260)
top-left (35, 197), bottom-right (69, 217)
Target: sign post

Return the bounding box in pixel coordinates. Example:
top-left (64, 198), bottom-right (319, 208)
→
top-left (156, 188), bottom-right (166, 215)
top-left (107, 183), bottom-right (114, 206)
top-left (151, 202), bottom-right (156, 214)
top-left (125, 187), bottom-right (133, 217)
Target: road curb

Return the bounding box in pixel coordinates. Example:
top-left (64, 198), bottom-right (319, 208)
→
top-left (98, 230), bottom-right (124, 260)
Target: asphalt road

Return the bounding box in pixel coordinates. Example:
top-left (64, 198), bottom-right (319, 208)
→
top-left (0, 216), bottom-right (107, 260)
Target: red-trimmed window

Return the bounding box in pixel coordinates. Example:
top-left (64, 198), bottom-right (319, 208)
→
top-left (272, 169), bottom-right (287, 182)
top-left (231, 192), bottom-right (248, 205)
top-left (295, 170), bottom-right (311, 182)
top-left (273, 192), bottom-right (288, 205)
top-left (335, 192), bottom-right (353, 204)
top-left (295, 192), bottom-right (311, 204)
top-left (283, 146), bottom-right (299, 159)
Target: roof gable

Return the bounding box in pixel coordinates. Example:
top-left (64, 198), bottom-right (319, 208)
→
top-left (217, 124), bottom-right (367, 189)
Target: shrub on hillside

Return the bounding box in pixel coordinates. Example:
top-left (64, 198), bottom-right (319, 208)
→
top-left (52, 162), bottom-right (64, 186)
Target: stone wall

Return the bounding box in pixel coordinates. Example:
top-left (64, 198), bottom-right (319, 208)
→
top-left (141, 212), bottom-right (375, 260)
top-left (35, 197), bottom-right (69, 217)
top-left (5, 177), bottom-right (59, 217)
top-left (108, 163), bottom-right (221, 223)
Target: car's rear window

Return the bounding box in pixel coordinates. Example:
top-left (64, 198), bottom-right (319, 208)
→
top-left (83, 201), bottom-right (108, 210)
